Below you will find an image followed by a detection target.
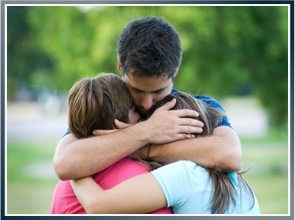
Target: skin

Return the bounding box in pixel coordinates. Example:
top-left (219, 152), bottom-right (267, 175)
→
top-left (53, 61), bottom-right (242, 180)
top-left (70, 136), bottom-right (242, 214)
top-left (70, 173), bottom-right (165, 214)
top-left (54, 95), bottom-right (201, 180)
top-left (69, 107), bottom-right (166, 214)
top-left (69, 92), bottom-right (242, 214)
top-left (118, 60), bottom-right (178, 117)
top-left (115, 60), bottom-right (242, 171)
top-left (128, 106), bottom-right (140, 125)
top-left (145, 125), bottom-right (242, 170)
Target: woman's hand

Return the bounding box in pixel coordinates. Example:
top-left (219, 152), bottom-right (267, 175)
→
top-left (92, 119), bottom-right (130, 136)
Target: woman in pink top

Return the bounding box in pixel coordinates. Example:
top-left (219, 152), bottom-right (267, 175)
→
top-left (50, 73), bottom-right (172, 214)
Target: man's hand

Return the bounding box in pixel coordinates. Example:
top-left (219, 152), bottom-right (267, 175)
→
top-left (142, 98), bottom-right (204, 144)
top-left (95, 99), bottom-right (202, 144)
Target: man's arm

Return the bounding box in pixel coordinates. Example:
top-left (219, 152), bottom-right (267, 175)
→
top-left (53, 99), bottom-right (202, 180)
top-left (54, 126), bottom-right (147, 180)
top-left (130, 126), bottom-right (242, 172)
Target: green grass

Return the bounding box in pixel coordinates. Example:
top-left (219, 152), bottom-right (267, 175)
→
top-left (240, 141), bottom-right (288, 173)
top-left (6, 132), bottom-right (290, 214)
top-left (6, 141), bottom-right (59, 214)
top-left (7, 141), bottom-right (58, 183)
top-left (7, 181), bottom-right (58, 214)
top-left (243, 174), bottom-right (289, 214)
top-left (239, 132), bottom-right (289, 214)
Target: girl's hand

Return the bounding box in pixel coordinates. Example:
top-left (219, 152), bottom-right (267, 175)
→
top-left (92, 119), bottom-right (130, 136)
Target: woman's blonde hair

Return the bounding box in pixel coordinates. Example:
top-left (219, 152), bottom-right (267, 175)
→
top-left (68, 73), bottom-right (133, 138)
top-left (147, 92), bottom-right (255, 214)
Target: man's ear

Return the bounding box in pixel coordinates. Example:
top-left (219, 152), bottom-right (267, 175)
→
top-left (117, 60), bottom-right (123, 75)
top-left (174, 68), bottom-right (179, 78)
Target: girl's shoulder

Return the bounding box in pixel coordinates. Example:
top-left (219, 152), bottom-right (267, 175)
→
top-left (152, 160), bottom-right (209, 184)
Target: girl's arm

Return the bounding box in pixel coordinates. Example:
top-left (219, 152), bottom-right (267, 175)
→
top-left (70, 173), bottom-right (167, 214)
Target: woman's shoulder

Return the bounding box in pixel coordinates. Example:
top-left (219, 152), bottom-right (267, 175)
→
top-left (152, 160), bottom-right (208, 183)
top-left (166, 160), bottom-right (205, 171)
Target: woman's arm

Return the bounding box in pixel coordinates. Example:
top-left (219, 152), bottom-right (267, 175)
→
top-left (70, 173), bottom-right (167, 214)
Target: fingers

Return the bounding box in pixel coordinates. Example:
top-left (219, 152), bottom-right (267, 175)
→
top-left (179, 125), bottom-right (203, 134)
top-left (114, 119), bottom-right (130, 129)
top-left (92, 120), bottom-right (130, 136)
top-left (177, 118), bottom-right (204, 128)
top-left (176, 131), bottom-right (199, 141)
top-left (158, 98), bottom-right (176, 111)
top-left (92, 129), bottom-right (117, 136)
top-left (171, 109), bottom-right (199, 118)
top-left (175, 133), bottom-right (195, 141)
top-left (182, 133), bottom-right (195, 139)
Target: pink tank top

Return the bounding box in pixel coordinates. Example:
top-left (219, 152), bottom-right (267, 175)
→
top-left (50, 158), bottom-right (173, 214)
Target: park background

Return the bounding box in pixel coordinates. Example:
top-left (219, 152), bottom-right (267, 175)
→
top-left (6, 5), bottom-right (289, 214)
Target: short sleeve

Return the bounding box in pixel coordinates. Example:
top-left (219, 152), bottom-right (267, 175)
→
top-left (151, 160), bottom-right (198, 208)
top-left (193, 95), bottom-right (232, 129)
top-left (62, 128), bottom-right (72, 138)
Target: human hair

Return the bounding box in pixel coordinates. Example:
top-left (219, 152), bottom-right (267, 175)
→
top-left (68, 73), bottom-right (133, 138)
top-left (148, 92), bottom-right (226, 137)
top-left (146, 92), bottom-right (255, 214)
top-left (117, 16), bottom-right (182, 79)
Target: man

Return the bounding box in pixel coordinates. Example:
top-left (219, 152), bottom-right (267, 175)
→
top-left (53, 16), bottom-right (242, 181)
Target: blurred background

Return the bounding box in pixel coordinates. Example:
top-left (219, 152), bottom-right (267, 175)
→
top-left (6, 6), bottom-right (289, 214)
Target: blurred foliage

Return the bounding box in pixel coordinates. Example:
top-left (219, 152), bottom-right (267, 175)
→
top-left (7, 6), bottom-right (288, 128)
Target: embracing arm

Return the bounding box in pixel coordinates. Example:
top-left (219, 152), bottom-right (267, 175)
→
top-left (70, 173), bottom-right (167, 214)
top-left (131, 126), bottom-right (242, 172)
top-left (53, 99), bottom-right (201, 180)
top-left (53, 125), bottom-right (147, 180)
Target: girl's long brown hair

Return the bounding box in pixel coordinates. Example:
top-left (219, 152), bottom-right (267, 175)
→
top-left (146, 92), bottom-right (255, 214)
top-left (68, 73), bottom-right (133, 138)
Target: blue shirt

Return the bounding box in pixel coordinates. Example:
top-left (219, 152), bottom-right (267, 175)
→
top-left (151, 160), bottom-right (260, 214)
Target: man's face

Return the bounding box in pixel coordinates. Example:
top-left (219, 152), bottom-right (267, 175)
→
top-left (122, 74), bottom-right (174, 117)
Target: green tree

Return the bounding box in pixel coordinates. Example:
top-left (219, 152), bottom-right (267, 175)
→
top-left (7, 6), bottom-right (288, 129)
top-left (7, 6), bottom-right (54, 100)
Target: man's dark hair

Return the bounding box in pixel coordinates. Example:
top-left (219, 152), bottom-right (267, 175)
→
top-left (117, 16), bottom-right (182, 79)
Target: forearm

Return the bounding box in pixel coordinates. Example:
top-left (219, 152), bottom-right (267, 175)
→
top-left (149, 126), bottom-right (242, 172)
top-left (70, 177), bottom-right (103, 214)
top-left (54, 123), bottom-right (148, 180)
top-left (71, 173), bottom-right (167, 214)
